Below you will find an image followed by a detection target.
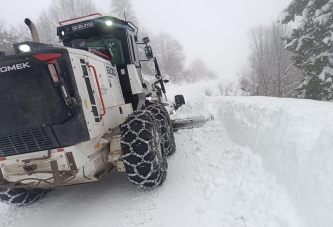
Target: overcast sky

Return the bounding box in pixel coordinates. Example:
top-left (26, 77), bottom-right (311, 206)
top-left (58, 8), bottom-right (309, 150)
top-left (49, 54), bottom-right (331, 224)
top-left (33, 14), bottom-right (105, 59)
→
top-left (1, 0), bottom-right (293, 81)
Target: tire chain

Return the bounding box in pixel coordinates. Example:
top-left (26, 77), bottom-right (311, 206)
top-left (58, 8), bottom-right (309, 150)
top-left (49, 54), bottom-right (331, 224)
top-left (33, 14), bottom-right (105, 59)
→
top-left (0, 187), bottom-right (52, 205)
top-left (146, 102), bottom-right (176, 156)
top-left (121, 110), bottom-right (167, 189)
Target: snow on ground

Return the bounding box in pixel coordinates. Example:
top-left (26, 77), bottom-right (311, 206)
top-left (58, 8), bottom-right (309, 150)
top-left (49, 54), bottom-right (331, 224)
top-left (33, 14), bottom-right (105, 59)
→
top-left (168, 81), bottom-right (333, 227)
top-left (1, 80), bottom-right (332, 227)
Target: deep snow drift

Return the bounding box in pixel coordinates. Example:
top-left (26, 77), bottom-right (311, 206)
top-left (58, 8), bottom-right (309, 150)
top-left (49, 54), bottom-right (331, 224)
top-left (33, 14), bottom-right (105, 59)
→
top-left (0, 80), bottom-right (332, 227)
top-left (169, 81), bottom-right (333, 227)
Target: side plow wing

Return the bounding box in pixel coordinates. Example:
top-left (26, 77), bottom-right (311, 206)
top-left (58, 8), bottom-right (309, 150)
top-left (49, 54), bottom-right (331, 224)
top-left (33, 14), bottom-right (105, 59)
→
top-left (171, 115), bottom-right (214, 131)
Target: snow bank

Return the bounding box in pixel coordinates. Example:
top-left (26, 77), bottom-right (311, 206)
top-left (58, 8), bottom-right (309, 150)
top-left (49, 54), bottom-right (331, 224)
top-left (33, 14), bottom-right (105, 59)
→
top-left (212, 96), bottom-right (333, 227)
top-left (172, 81), bottom-right (333, 227)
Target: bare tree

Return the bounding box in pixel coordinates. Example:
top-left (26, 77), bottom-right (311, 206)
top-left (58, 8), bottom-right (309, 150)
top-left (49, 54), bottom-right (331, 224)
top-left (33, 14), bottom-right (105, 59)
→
top-left (218, 82), bottom-right (234, 96)
top-left (204, 88), bottom-right (213, 96)
top-left (0, 19), bottom-right (5, 32)
top-left (233, 84), bottom-right (240, 96)
top-left (270, 22), bottom-right (295, 97)
top-left (247, 23), bottom-right (302, 97)
top-left (224, 83), bottom-right (233, 96)
top-left (0, 18), bottom-right (24, 52)
top-left (186, 58), bottom-right (207, 82)
top-left (36, 10), bottom-right (59, 44)
top-left (1, 0), bottom-right (102, 51)
top-left (206, 70), bottom-right (218, 80)
top-left (35, 0), bottom-right (97, 44)
top-left (152, 32), bottom-right (186, 83)
top-left (218, 82), bottom-right (225, 95)
top-left (50, 0), bottom-right (97, 22)
top-left (109, 0), bottom-right (139, 26)
top-left (238, 75), bottom-right (252, 94)
top-left (248, 25), bottom-right (273, 96)
top-left (184, 58), bottom-right (218, 83)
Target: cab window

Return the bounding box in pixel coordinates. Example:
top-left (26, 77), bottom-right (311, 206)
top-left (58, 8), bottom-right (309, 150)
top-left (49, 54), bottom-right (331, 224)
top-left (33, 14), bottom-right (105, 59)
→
top-left (86, 37), bottom-right (125, 65)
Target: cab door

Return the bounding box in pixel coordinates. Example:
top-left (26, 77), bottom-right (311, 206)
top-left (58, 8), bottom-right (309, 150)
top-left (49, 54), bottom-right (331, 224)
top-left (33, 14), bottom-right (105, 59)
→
top-left (72, 54), bottom-right (105, 139)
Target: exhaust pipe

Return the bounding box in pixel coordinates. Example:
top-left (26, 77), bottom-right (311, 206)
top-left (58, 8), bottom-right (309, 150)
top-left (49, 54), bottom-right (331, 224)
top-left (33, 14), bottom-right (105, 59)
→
top-left (24, 18), bottom-right (40, 43)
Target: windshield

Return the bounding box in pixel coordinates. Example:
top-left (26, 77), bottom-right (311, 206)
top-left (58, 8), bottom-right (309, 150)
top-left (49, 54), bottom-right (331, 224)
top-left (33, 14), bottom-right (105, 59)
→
top-left (87, 37), bottom-right (125, 65)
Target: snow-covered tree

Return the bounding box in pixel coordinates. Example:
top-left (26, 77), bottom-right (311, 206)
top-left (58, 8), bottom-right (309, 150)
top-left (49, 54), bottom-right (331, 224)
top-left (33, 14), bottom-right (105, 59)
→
top-left (109, 0), bottom-right (139, 26)
top-left (278, 0), bottom-right (333, 101)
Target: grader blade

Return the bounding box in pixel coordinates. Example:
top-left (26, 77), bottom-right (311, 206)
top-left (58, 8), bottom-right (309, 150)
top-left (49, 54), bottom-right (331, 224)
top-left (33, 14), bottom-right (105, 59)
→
top-left (171, 115), bottom-right (214, 131)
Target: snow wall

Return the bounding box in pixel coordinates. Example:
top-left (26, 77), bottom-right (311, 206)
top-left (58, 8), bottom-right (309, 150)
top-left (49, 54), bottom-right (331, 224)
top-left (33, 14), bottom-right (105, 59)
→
top-left (215, 97), bottom-right (333, 227)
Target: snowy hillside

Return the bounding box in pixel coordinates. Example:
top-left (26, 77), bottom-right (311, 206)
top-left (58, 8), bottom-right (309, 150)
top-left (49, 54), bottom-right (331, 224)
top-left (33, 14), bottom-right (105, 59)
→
top-left (1, 81), bottom-right (332, 227)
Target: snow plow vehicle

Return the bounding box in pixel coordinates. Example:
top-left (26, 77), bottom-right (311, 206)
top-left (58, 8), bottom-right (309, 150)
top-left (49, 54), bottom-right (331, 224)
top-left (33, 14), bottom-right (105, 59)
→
top-left (0, 13), bottom-right (192, 205)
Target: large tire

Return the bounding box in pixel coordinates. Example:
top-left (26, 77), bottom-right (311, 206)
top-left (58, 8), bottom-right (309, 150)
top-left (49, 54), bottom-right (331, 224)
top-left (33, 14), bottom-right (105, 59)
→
top-left (0, 185), bottom-right (52, 205)
top-left (121, 110), bottom-right (167, 189)
top-left (146, 101), bottom-right (176, 156)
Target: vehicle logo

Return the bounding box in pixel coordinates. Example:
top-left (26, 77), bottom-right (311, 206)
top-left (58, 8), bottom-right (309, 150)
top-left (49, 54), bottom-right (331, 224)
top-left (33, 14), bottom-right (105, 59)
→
top-left (0, 62), bottom-right (31, 73)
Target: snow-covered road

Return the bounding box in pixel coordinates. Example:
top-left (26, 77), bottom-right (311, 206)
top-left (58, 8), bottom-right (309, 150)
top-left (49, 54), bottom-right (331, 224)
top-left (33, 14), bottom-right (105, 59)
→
top-left (0, 120), bottom-right (301, 227)
top-left (1, 80), bottom-right (332, 227)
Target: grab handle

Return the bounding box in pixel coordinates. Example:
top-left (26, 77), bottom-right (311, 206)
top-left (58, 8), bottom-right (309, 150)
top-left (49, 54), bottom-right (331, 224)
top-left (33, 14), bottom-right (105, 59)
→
top-left (86, 63), bottom-right (106, 118)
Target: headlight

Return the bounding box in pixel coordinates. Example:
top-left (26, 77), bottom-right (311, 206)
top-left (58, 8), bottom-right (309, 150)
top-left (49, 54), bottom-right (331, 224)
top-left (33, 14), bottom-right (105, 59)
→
top-left (105, 20), bottom-right (113, 26)
top-left (61, 30), bottom-right (65, 36)
top-left (18, 44), bottom-right (31, 52)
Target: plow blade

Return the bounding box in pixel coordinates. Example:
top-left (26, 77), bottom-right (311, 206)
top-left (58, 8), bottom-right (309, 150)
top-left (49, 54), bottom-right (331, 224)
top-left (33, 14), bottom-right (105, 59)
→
top-left (171, 115), bottom-right (214, 131)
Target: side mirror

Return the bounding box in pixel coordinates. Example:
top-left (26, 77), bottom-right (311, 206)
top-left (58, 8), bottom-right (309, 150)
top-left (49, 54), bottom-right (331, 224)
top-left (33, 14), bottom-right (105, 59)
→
top-left (142, 37), bottom-right (150, 44)
top-left (144, 46), bottom-right (154, 59)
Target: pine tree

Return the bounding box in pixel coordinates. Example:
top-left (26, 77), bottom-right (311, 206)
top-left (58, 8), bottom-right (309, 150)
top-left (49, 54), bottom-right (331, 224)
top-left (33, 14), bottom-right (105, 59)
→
top-left (109, 0), bottom-right (139, 26)
top-left (278, 0), bottom-right (333, 101)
